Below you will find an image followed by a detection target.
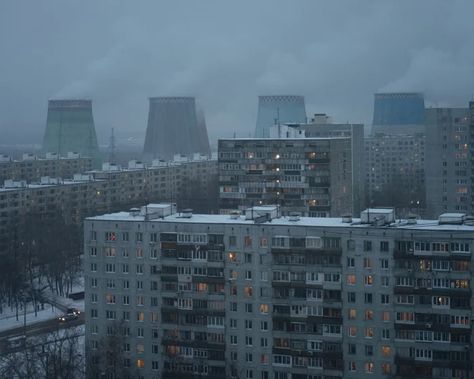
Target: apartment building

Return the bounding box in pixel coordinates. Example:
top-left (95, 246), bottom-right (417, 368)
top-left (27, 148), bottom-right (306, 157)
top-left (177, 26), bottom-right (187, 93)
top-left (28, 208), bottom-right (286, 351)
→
top-left (365, 133), bottom-right (425, 212)
top-left (218, 137), bottom-right (352, 217)
top-left (425, 105), bottom-right (471, 218)
top-left (84, 204), bottom-right (473, 379)
top-left (0, 152), bottom-right (92, 183)
top-left (0, 157), bottom-right (217, 254)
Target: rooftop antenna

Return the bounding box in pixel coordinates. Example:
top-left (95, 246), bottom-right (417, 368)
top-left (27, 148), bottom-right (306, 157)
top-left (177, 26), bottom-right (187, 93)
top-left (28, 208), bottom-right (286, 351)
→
top-left (233, 131), bottom-right (236, 139)
top-left (108, 128), bottom-right (116, 163)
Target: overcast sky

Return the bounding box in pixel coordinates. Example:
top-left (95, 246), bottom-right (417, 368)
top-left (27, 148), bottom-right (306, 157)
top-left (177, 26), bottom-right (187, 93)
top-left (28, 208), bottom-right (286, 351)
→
top-left (1, 0), bottom-right (474, 147)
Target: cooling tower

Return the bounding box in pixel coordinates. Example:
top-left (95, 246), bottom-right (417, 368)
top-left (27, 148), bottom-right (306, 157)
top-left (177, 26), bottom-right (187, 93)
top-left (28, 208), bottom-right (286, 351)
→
top-left (143, 97), bottom-right (210, 160)
top-left (42, 99), bottom-right (101, 168)
top-left (196, 109), bottom-right (211, 156)
top-left (372, 92), bottom-right (425, 134)
top-left (255, 95), bottom-right (307, 138)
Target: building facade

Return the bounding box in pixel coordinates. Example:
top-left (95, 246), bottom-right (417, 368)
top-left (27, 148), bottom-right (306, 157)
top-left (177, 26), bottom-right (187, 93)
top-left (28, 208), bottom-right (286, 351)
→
top-left (0, 157), bottom-right (217, 254)
top-left (218, 137), bottom-right (352, 217)
top-left (365, 133), bottom-right (425, 213)
top-left (425, 106), bottom-right (471, 218)
top-left (0, 152), bottom-right (92, 183)
top-left (293, 115), bottom-right (365, 215)
top-left (84, 205), bottom-right (473, 379)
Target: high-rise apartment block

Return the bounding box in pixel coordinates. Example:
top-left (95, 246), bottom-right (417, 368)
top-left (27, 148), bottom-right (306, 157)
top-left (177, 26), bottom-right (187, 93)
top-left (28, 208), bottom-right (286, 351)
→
top-left (365, 133), bottom-right (425, 210)
top-left (42, 99), bottom-right (101, 168)
top-left (425, 106), bottom-right (471, 217)
top-left (293, 114), bottom-right (365, 215)
top-left (84, 205), bottom-right (473, 379)
top-left (0, 152), bottom-right (92, 183)
top-left (255, 95), bottom-right (307, 138)
top-left (218, 137), bottom-right (352, 217)
top-left (367, 93), bottom-right (426, 214)
top-left (143, 97), bottom-right (211, 161)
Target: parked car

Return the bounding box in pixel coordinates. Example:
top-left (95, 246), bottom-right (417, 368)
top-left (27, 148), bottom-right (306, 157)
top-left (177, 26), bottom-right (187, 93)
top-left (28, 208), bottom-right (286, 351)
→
top-left (58, 308), bottom-right (80, 322)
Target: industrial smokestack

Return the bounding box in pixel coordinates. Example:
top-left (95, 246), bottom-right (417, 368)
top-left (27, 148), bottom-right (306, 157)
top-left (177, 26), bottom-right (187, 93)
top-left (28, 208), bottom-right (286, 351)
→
top-left (143, 97), bottom-right (210, 161)
top-left (42, 99), bottom-right (101, 167)
top-left (255, 95), bottom-right (307, 138)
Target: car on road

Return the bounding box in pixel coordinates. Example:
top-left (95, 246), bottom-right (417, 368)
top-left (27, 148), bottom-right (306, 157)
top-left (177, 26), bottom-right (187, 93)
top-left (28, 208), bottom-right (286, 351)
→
top-left (58, 308), bottom-right (81, 322)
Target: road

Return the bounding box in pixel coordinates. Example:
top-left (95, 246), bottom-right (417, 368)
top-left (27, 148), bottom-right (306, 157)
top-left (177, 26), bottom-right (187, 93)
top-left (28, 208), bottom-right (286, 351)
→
top-left (0, 313), bottom-right (84, 355)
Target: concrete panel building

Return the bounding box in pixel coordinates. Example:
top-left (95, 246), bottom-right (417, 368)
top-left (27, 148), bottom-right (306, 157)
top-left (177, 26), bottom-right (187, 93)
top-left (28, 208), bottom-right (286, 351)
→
top-left (254, 95), bottom-right (307, 138)
top-left (218, 136), bottom-right (352, 217)
top-left (84, 205), bottom-right (474, 379)
top-left (294, 114), bottom-right (365, 215)
top-left (0, 152), bottom-right (92, 183)
top-left (143, 97), bottom-right (211, 161)
top-left (425, 106), bottom-right (471, 218)
top-left (42, 99), bottom-right (101, 168)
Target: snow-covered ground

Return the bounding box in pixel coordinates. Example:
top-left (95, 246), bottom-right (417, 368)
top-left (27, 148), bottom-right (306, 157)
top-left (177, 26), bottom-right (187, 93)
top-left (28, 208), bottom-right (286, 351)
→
top-left (0, 279), bottom-right (84, 333)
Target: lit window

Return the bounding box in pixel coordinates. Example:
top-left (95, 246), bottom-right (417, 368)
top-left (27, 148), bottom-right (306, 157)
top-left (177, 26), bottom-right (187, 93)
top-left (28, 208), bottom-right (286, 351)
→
top-left (136, 359), bottom-right (144, 369)
top-left (365, 362), bottom-right (374, 373)
top-left (365, 328), bottom-right (374, 338)
top-left (347, 275), bottom-right (356, 285)
top-left (365, 310), bottom-right (374, 320)
top-left (259, 304), bottom-right (269, 314)
top-left (348, 309), bottom-right (357, 319)
top-left (228, 252), bottom-right (237, 262)
top-left (382, 311), bottom-right (390, 322)
top-left (364, 275), bottom-right (373, 285)
top-left (349, 326), bottom-right (357, 337)
top-left (382, 346), bottom-right (391, 357)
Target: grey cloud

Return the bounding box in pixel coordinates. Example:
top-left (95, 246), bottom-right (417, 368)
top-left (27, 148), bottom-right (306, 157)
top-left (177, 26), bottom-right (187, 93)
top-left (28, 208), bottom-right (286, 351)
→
top-left (0, 0), bottom-right (473, 146)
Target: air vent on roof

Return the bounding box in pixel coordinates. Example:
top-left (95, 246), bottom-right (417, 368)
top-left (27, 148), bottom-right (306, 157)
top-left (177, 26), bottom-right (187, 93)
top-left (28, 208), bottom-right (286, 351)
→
top-left (129, 208), bottom-right (140, 217)
top-left (342, 214), bottom-right (353, 223)
top-left (181, 209), bottom-right (193, 218)
top-left (289, 212), bottom-right (300, 222)
top-left (230, 211), bottom-right (240, 220)
top-left (407, 215), bottom-right (417, 225)
top-left (438, 213), bottom-right (466, 225)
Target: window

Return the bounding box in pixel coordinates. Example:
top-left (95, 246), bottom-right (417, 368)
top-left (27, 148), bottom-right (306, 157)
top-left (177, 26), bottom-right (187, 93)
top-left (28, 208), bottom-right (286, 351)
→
top-left (136, 264), bottom-right (144, 274)
top-left (363, 240), bottom-right (372, 251)
top-left (348, 343), bottom-right (356, 355)
top-left (380, 259), bottom-right (389, 269)
top-left (347, 275), bottom-right (356, 285)
top-left (122, 264), bottom-right (129, 274)
top-left (364, 258), bottom-right (372, 269)
top-left (245, 270), bottom-right (252, 280)
top-left (381, 276), bottom-right (389, 287)
top-left (261, 321), bottom-right (268, 331)
top-left (364, 275), bottom-right (373, 285)
top-left (136, 248), bottom-right (144, 258)
top-left (347, 257), bottom-right (355, 267)
top-left (349, 361), bottom-right (357, 372)
top-left (365, 293), bottom-right (373, 303)
top-left (365, 328), bottom-right (374, 338)
top-left (380, 241), bottom-right (389, 252)
top-left (260, 337), bottom-right (268, 347)
top-left (259, 304), bottom-right (269, 314)
top-left (365, 310), bottom-right (374, 320)
top-left (348, 292), bottom-right (356, 303)
top-left (230, 335), bottom-right (237, 345)
top-left (260, 271), bottom-right (268, 281)
top-left (230, 319), bottom-right (237, 328)
top-left (245, 320), bottom-right (253, 330)
top-left (136, 232), bottom-right (143, 242)
top-left (365, 345), bottom-right (374, 356)
top-left (382, 311), bottom-right (390, 322)
top-left (365, 362), bottom-right (374, 373)
top-left (245, 336), bottom-right (253, 346)
top-left (136, 359), bottom-right (144, 369)
top-left (90, 263), bottom-right (97, 272)
top-left (91, 293), bottom-right (98, 303)
top-left (382, 346), bottom-right (391, 357)
top-left (90, 247), bottom-right (97, 256)
top-left (381, 294), bottom-right (390, 304)
top-left (246, 352), bottom-right (253, 362)
top-left (382, 329), bottom-right (390, 339)
top-left (348, 309), bottom-right (357, 319)
top-left (91, 278), bottom-right (98, 287)
top-left (381, 363), bottom-right (391, 374)
top-left (245, 303), bottom-right (253, 313)
top-left (245, 252), bottom-right (252, 263)
top-left (348, 326), bottom-right (357, 337)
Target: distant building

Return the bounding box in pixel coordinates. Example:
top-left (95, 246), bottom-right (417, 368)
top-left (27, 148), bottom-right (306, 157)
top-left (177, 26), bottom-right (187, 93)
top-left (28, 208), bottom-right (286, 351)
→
top-left (295, 114), bottom-right (365, 215)
top-left (143, 97), bottom-right (211, 161)
top-left (365, 133), bottom-right (425, 212)
top-left (254, 95), bottom-right (307, 138)
top-left (372, 92), bottom-right (425, 135)
top-left (425, 106), bottom-right (471, 217)
top-left (218, 135), bottom-right (352, 217)
top-left (42, 99), bottom-right (101, 168)
top-left (84, 204), bottom-right (474, 379)
top-left (367, 93), bottom-right (426, 214)
top-left (0, 152), bottom-right (92, 183)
